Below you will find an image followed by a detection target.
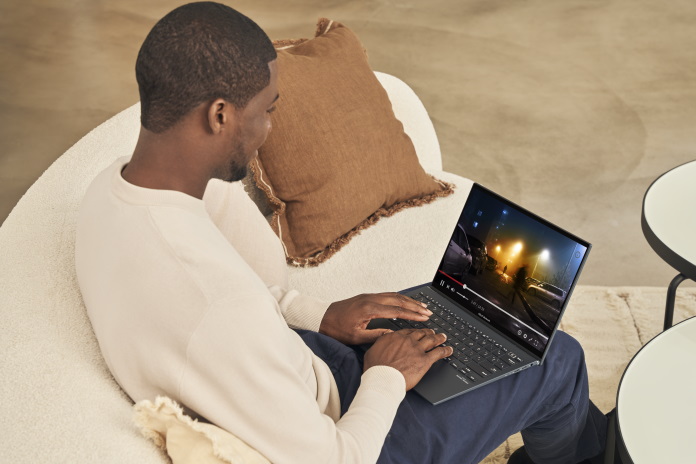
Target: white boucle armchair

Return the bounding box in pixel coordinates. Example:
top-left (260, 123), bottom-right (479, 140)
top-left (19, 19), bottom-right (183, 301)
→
top-left (0, 72), bottom-right (474, 462)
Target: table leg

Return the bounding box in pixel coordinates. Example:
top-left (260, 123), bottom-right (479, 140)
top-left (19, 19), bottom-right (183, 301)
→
top-left (664, 273), bottom-right (687, 331)
top-left (606, 408), bottom-right (629, 464)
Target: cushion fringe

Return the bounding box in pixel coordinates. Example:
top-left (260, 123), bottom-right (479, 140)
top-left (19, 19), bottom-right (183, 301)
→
top-left (273, 37), bottom-right (308, 50)
top-left (286, 178), bottom-right (455, 267)
top-left (249, 159), bottom-right (285, 235)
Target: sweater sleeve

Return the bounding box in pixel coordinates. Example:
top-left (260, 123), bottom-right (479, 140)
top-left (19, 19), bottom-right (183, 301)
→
top-left (203, 179), bottom-right (331, 331)
top-left (180, 295), bottom-right (405, 464)
top-left (268, 286), bottom-right (330, 331)
top-left (203, 180), bottom-right (290, 289)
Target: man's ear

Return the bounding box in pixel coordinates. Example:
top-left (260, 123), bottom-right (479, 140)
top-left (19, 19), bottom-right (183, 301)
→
top-left (206, 98), bottom-right (234, 134)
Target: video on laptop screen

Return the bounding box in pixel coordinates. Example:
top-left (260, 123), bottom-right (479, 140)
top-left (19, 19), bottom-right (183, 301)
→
top-left (432, 184), bottom-right (590, 357)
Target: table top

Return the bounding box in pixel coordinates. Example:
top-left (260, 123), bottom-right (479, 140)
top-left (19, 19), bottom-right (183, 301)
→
top-left (616, 316), bottom-right (696, 463)
top-left (642, 160), bottom-right (696, 280)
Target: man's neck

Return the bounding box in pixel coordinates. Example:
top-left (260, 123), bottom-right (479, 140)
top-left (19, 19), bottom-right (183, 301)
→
top-left (122, 127), bottom-right (210, 200)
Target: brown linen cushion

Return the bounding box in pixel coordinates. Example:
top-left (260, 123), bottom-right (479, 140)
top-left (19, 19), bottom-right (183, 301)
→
top-left (251, 18), bottom-right (453, 266)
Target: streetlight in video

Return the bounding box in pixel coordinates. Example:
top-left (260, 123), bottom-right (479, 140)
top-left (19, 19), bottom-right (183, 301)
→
top-left (511, 242), bottom-right (523, 256)
top-left (532, 249), bottom-right (550, 279)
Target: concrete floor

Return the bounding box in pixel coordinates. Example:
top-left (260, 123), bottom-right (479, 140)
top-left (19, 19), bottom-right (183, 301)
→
top-left (2, 0), bottom-right (695, 288)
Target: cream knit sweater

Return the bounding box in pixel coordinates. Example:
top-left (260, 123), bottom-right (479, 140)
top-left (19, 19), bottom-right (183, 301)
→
top-left (75, 157), bottom-right (406, 464)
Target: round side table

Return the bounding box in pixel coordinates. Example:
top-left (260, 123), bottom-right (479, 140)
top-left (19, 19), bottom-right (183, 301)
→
top-left (615, 316), bottom-right (696, 463)
top-left (641, 159), bottom-right (696, 330)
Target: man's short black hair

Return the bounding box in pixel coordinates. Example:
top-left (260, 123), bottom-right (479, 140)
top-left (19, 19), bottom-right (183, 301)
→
top-left (136, 2), bottom-right (277, 133)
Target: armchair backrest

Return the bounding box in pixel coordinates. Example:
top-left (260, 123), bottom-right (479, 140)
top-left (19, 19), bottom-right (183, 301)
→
top-left (0, 73), bottom-right (441, 462)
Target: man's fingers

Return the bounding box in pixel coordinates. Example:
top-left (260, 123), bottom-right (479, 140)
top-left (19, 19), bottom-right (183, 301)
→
top-left (374, 305), bottom-right (430, 321)
top-left (428, 345), bottom-right (453, 363)
top-left (418, 331), bottom-right (447, 350)
top-left (408, 328), bottom-right (435, 341)
top-left (376, 293), bottom-right (432, 316)
top-left (395, 294), bottom-right (433, 316)
top-left (398, 328), bottom-right (417, 336)
top-left (359, 328), bottom-right (394, 344)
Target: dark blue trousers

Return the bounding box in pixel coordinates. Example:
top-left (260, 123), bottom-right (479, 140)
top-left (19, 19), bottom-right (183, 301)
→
top-left (295, 329), bottom-right (607, 464)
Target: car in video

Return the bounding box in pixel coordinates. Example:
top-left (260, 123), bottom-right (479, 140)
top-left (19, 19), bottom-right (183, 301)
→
top-left (466, 233), bottom-right (488, 275)
top-left (440, 224), bottom-right (473, 279)
top-left (525, 281), bottom-right (566, 308)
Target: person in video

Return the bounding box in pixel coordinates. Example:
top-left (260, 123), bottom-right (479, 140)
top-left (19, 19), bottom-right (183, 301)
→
top-left (511, 264), bottom-right (529, 305)
top-left (74, 3), bottom-right (607, 463)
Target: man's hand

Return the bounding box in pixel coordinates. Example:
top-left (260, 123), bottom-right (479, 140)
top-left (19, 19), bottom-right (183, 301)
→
top-left (318, 293), bottom-right (433, 345)
top-left (364, 329), bottom-right (453, 390)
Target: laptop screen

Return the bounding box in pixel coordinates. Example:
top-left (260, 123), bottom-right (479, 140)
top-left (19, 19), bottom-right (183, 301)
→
top-left (432, 183), bottom-right (590, 357)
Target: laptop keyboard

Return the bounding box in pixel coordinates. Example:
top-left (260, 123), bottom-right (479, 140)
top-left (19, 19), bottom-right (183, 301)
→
top-left (393, 292), bottom-right (524, 384)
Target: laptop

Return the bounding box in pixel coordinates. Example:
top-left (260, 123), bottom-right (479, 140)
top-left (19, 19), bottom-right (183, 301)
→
top-left (366, 183), bottom-right (591, 405)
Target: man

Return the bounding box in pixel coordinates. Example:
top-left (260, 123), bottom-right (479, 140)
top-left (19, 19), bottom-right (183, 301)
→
top-left (75, 3), bottom-right (607, 463)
